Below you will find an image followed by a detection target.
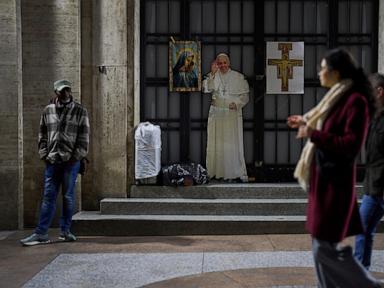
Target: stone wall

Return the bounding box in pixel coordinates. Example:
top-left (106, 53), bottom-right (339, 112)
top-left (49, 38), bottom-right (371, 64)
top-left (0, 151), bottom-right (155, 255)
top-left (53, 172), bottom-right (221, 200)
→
top-left (21, 0), bottom-right (81, 227)
top-left (14, 0), bottom-right (136, 225)
top-left (0, 0), bottom-right (22, 229)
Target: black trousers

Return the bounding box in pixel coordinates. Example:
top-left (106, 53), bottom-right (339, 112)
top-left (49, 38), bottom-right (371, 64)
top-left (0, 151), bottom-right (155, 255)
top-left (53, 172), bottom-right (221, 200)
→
top-left (312, 238), bottom-right (380, 288)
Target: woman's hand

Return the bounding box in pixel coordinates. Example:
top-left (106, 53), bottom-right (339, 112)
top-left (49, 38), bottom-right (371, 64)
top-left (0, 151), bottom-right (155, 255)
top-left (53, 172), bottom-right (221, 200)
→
top-left (296, 125), bottom-right (313, 139)
top-left (287, 115), bottom-right (305, 128)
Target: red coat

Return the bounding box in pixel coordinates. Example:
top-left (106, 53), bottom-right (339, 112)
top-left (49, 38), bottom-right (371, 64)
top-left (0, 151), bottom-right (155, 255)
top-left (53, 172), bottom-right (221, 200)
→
top-left (306, 91), bottom-right (369, 242)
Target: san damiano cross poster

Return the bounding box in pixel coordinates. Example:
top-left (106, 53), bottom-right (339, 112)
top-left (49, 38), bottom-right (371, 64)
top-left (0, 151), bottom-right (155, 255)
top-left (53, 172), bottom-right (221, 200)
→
top-left (266, 42), bottom-right (304, 94)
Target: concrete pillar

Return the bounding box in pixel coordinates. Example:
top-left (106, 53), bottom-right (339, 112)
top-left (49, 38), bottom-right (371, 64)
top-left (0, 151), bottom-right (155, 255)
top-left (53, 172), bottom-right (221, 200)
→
top-left (92, 0), bottom-right (128, 199)
top-left (80, 0), bottom-right (97, 209)
top-left (127, 0), bottom-right (141, 193)
top-left (0, 0), bottom-right (22, 229)
top-left (379, 0), bottom-right (384, 73)
top-left (22, 0), bottom-right (81, 226)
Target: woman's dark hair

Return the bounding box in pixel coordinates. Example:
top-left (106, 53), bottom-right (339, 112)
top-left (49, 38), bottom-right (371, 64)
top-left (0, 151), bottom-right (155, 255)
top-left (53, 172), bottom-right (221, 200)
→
top-left (369, 73), bottom-right (384, 90)
top-left (324, 48), bottom-right (376, 118)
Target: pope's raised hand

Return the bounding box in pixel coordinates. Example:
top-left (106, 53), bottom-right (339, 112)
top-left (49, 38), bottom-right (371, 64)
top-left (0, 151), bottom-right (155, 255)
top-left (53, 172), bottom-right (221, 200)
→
top-left (229, 102), bottom-right (237, 110)
top-left (210, 61), bottom-right (218, 75)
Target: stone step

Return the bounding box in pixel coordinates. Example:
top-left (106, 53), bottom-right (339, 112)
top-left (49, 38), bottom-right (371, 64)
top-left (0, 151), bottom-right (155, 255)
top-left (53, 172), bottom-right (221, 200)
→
top-left (130, 183), bottom-right (306, 199)
top-left (130, 183), bottom-right (364, 199)
top-left (71, 211), bottom-right (308, 236)
top-left (72, 211), bottom-right (384, 236)
top-left (100, 198), bottom-right (308, 216)
top-left (73, 184), bottom-right (368, 236)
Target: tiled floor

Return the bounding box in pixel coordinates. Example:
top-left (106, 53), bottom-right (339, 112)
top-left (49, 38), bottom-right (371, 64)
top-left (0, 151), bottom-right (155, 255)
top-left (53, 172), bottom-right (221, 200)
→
top-left (1, 230), bottom-right (383, 288)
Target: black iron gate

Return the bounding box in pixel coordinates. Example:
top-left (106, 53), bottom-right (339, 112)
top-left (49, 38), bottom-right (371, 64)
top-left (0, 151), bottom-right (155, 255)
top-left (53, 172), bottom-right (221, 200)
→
top-left (140, 0), bottom-right (378, 182)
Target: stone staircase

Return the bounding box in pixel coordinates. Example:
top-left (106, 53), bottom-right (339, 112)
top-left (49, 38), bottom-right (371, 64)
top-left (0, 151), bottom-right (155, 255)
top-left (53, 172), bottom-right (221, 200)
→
top-left (72, 183), bottom-right (376, 236)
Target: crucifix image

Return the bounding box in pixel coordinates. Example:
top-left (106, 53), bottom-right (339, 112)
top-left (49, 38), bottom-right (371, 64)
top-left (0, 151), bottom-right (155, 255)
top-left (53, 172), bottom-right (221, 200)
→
top-left (268, 43), bottom-right (303, 92)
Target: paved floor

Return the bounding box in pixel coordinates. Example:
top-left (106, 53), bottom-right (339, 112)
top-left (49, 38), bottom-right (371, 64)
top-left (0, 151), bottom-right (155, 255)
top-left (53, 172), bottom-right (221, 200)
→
top-left (1, 230), bottom-right (383, 288)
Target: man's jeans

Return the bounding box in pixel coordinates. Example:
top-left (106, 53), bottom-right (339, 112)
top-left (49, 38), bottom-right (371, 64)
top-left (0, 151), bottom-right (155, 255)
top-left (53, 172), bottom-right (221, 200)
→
top-left (35, 161), bottom-right (80, 235)
top-left (354, 194), bottom-right (384, 269)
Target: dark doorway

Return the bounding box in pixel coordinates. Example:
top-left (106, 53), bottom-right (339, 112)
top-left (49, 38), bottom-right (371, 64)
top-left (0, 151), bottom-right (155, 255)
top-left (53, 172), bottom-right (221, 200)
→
top-left (140, 0), bottom-right (378, 182)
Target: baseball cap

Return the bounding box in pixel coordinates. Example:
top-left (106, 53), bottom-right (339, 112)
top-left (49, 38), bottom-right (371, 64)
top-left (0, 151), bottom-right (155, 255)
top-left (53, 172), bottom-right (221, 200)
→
top-left (54, 79), bottom-right (72, 92)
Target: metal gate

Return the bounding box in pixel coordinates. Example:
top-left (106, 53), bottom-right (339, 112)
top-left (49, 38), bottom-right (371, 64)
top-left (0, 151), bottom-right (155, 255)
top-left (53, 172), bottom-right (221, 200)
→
top-left (140, 0), bottom-right (378, 182)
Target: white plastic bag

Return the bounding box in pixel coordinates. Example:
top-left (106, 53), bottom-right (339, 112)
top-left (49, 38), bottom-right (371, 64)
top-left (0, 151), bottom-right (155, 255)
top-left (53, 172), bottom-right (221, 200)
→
top-left (134, 122), bottom-right (161, 179)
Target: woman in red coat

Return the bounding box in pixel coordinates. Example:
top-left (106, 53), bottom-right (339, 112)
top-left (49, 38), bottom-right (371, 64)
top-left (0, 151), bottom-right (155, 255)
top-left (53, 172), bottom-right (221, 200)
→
top-left (288, 49), bottom-right (382, 288)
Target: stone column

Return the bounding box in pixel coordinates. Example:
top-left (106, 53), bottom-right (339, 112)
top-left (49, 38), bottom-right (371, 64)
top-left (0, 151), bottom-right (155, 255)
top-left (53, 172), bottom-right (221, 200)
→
top-left (92, 0), bottom-right (128, 199)
top-left (22, 0), bottom-right (81, 226)
top-left (379, 0), bottom-right (384, 73)
top-left (0, 0), bottom-right (22, 229)
top-left (127, 0), bottom-right (141, 194)
top-left (80, 0), bottom-right (97, 209)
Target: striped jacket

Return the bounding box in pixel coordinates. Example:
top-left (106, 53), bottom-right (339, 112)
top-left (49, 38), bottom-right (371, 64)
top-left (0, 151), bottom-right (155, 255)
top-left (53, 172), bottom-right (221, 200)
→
top-left (38, 99), bottom-right (89, 164)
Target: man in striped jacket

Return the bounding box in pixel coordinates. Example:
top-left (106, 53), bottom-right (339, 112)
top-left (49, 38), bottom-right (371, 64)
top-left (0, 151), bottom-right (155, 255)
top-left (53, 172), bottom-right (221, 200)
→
top-left (21, 79), bottom-right (90, 246)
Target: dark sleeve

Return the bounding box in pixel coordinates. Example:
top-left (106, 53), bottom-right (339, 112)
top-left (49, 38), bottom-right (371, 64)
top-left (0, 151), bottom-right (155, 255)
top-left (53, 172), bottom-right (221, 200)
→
top-left (378, 118), bottom-right (384, 155)
top-left (310, 95), bottom-right (369, 159)
top-left (370, 118), bottom-right (384, 189)
top-left (38, 112), bottom-right (48, 160)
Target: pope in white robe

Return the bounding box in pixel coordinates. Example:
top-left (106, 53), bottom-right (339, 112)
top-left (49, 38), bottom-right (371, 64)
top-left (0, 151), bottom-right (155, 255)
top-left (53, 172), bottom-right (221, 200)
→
top-left (203, 53), bottom-right (249, 181)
